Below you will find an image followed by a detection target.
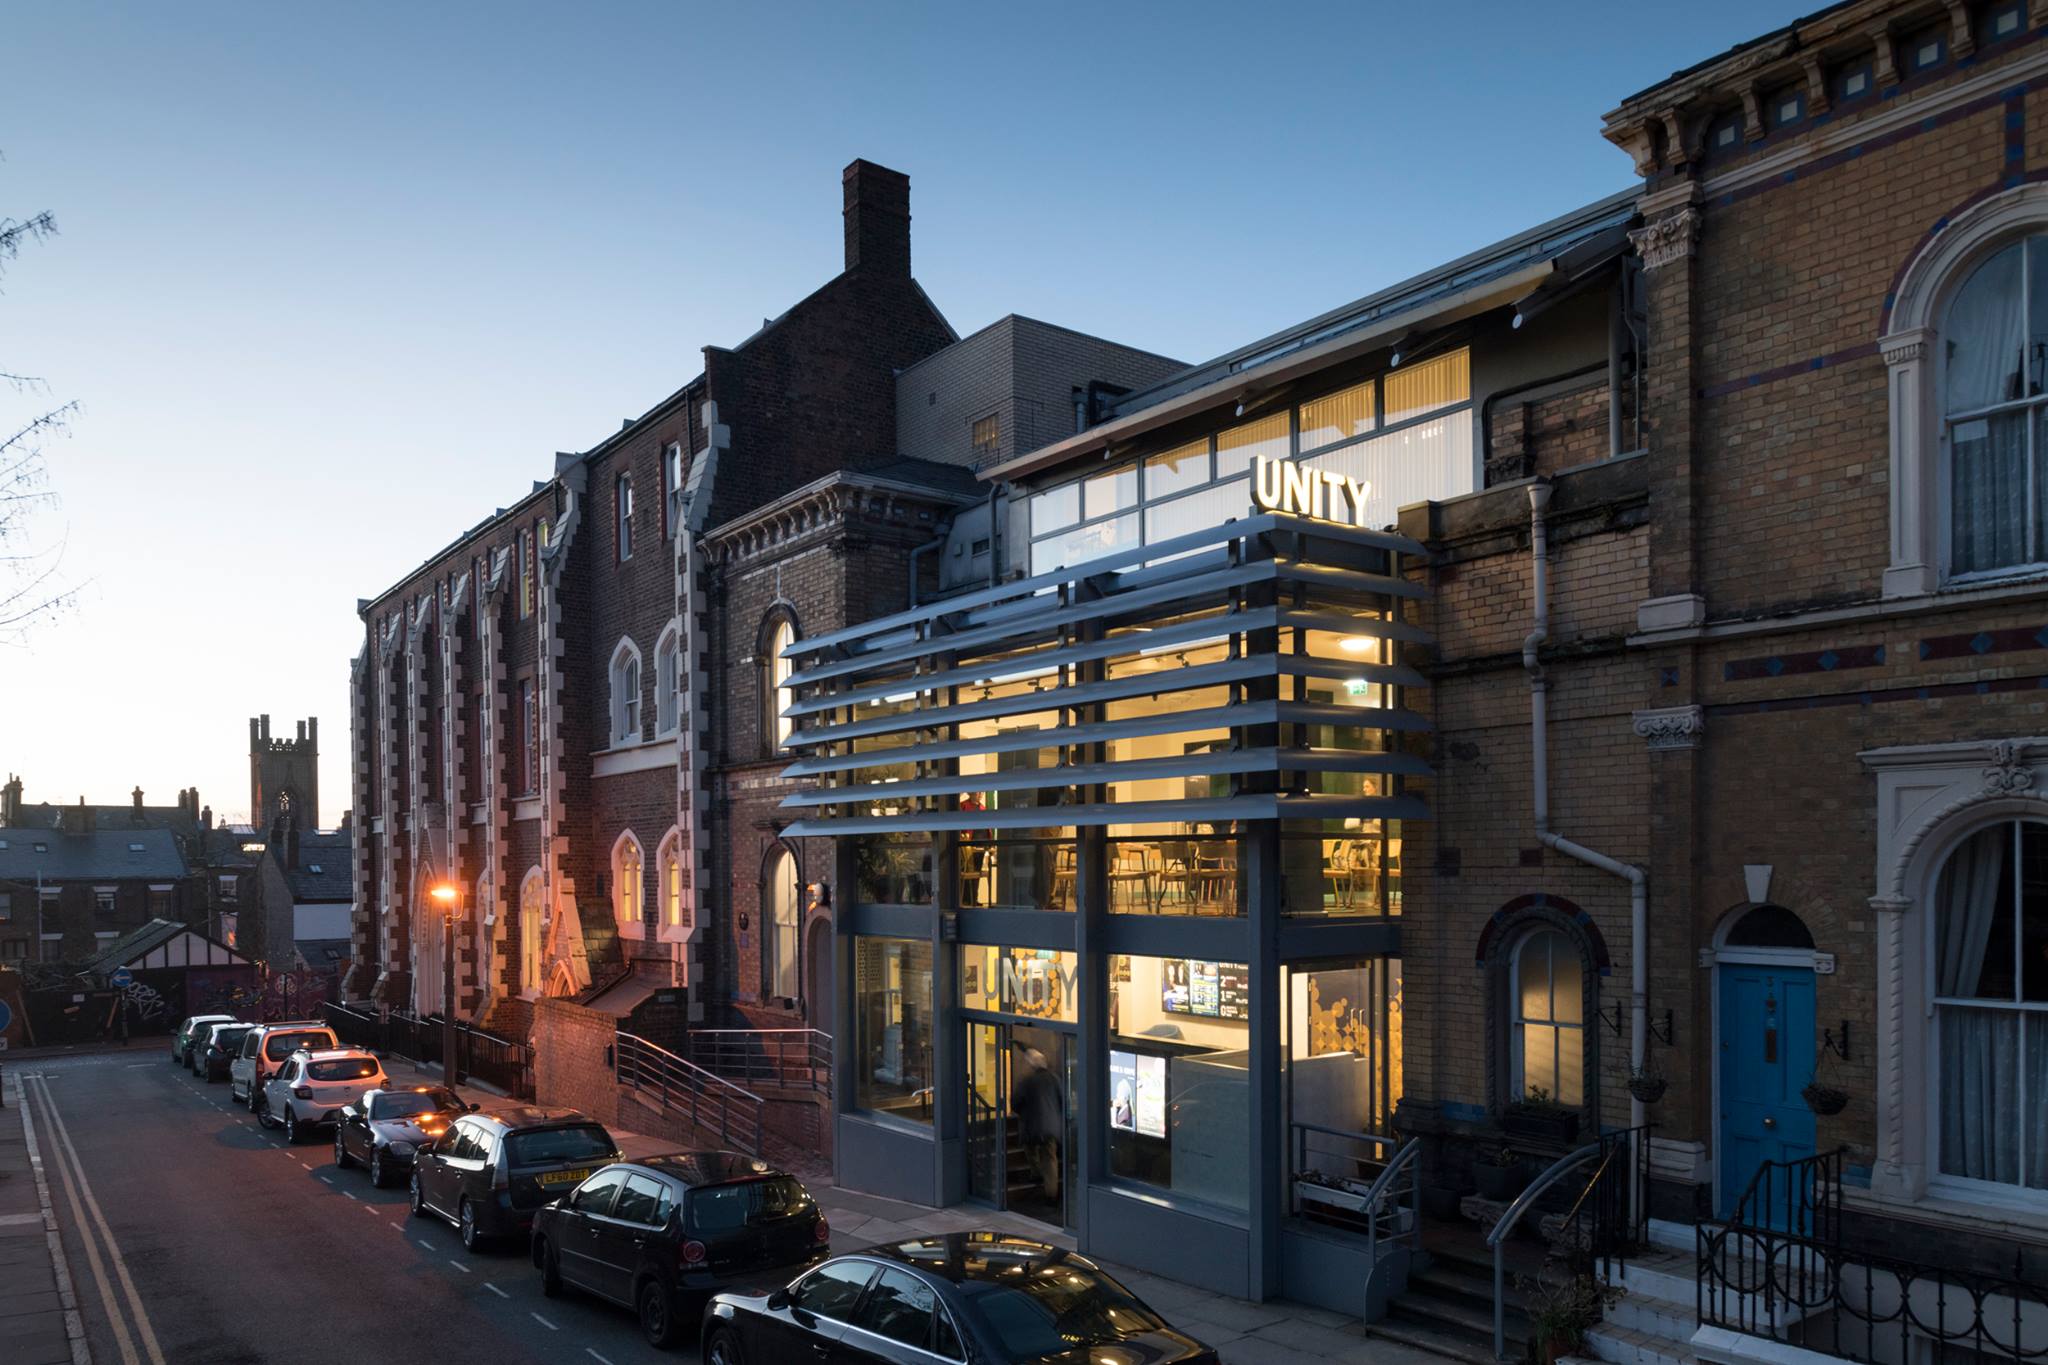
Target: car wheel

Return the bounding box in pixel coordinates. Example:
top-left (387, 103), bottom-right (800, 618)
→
top-left (638, 1279), bottom-right (679, 1351)
top-left (369, 1149), bottom-right (389, 1188)
top-left (704, 1326), bottom-right (745, 1365)
top-left (334, 1130), bottom-right (352, 1169)
top-left (409, 1172), bottom-right (427, 1219)
top-left (458, 1197), bottom-right (484, 1253)
top-left (246, 1080), bottom-right (262, 1112)
top-left (284, 1108), bottom-right (300, 1144)
top-left (537, 1238), bottom-right (562, 1298)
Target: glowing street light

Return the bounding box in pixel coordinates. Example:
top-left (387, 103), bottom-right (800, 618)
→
top-left (429, 882), bottom-right (461, 1088)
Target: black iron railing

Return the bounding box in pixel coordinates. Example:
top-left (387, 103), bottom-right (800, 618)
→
top-left (322, 1001), bottom-right (533, 1099)
top-left (1698, 1148), bottom-right (2048, 1364)
top-left (614, 1032), bottom-right (765, 1155)
top-left (689, 1028), bottom-right (831, 1095)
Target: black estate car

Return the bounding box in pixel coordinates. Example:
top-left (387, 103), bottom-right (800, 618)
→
top-left (333, 1085), bottom-right (472, 1187)
top-left (409, 1106), bottom-right (620, 1252)
top-left (702, 1234), bottom-right (1219, 1365)
top-left (193, 1022), bottom-right (257, 1081)
top-left (531, 1152), bottom-right (829, 1349)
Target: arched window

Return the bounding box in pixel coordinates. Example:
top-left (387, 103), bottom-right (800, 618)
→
top-left (519, 868), bottom-right (545, 996)
top-left (763, 846), bottom-right (800, 1001)
top-left (613, 831), bottom-right (645, 934)
top-left (1930, 819), bottom-right (2048, 1193)
top-left (616, 473), bottom-right (635, 562)
top-left (609, 638), bottom-right (642, 746)
top-left (1943, 237), bottom-right (2048, 576)
top-left (657, 829), bottom-right (685, 932)
top-left (1511, 928), bottom-right (1585, 1107)
top-left (764, 615), bottom-right (797, 753)
top-left (654, 623), bottom-right (682, 737)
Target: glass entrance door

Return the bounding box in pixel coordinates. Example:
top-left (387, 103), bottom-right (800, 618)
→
top-left (961, 1020), bottom-right (1070, 1229)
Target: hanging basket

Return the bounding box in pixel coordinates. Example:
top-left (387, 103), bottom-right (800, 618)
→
top-left (1627, 1073), bottom-right (1668, 1104)
top-left (1802, 1082), bottom-right (1848, 1116)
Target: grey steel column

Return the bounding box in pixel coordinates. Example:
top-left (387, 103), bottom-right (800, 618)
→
top-left (1246, 818), bottom-right (1284, 1300)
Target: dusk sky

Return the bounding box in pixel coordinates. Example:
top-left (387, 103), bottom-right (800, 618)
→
top-left (5, 1), bottom-right (1798, 829)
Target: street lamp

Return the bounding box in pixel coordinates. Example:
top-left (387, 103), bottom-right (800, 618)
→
top-left (428, 882), bottom-right (461, 1089)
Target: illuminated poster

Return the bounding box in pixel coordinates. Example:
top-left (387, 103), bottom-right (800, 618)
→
top-left (1109, 1048), bottom-right (1166, 1139)
top-left (1162, 958), bottom-right (1249, 1021)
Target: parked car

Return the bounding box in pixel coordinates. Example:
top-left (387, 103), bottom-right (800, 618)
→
top-left (171, 1014), bottom-right (236, 1068)
top-left (701, 1234), bottom-right (1219, 1365)
top-left (409, 1106), bottom-right (621, 1253)
top-left (229, 1021), bottom-right (338, 1111)
top-left (531, 1152), bottom-right (829, 1349)
top-left (334, 1085), bottom-right (474, 1188)
top-left (260, 1047), bottom-right (388, 1143)
top-left (193, 1022), bottom-right (258, 1081)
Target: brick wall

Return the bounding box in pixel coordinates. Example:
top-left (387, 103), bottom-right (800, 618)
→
top-left (531, 997), bottom-right (619, 1124)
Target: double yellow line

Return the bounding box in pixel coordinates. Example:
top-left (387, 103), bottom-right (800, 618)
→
top-left (22, 1075), bottom-right (167, 1365)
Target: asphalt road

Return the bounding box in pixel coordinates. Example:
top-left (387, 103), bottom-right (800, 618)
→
top-left (16, 1049), bottom-right (705, 1365)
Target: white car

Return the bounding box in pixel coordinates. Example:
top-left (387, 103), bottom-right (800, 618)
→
top-left (262, 1048), bottom-right (389, 1143)
top-left (230, 1022), bottom-right (338, 1111)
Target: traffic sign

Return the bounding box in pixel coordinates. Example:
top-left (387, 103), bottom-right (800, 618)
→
top-left (0, 999), bottom-right (13, 1033)
top-left (110, 968), bottom-right (133, 989)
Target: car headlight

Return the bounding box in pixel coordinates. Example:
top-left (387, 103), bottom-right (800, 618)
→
top-left (389, 1141), bottom-right (416, 1158)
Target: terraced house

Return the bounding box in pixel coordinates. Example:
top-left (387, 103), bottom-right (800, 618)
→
top-left (779, 1), bottom-right (2048, 1358)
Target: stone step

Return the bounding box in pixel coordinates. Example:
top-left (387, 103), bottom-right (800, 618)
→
top-left (1363, 1313), bottom-right (1513, 1365)
top-left (1586, 1322), bottom-right (1694, 1365)
top-left (1390, 1290), bottom-right (1528, 1344)
top-left (1407, 1263), bottom-right (1514, 1317)
top-left (1607, 1287), bottom-right (1695, 1342)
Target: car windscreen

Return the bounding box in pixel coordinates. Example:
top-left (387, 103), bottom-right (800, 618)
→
top-left (686, 1176), bottom-right (813, 1232)
top-left (958, 1263), bottom-right (1167, 1357)
top-left (212, 1028), bottom-right (255, 1049)
top-left (306, 1057), bottom-right (380, 1082)
top-left (372, 1092), bottom-right (456, 1120)
top-left (265, 1031), bottom-right (332, 1060)
top-left (506, 1126), bottom-right (614, 1166)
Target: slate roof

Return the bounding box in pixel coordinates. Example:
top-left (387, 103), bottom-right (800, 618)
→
top-left (294, 938), bottom-right (353, 969)
top-left (86, 917), bottom-right (244, 973)
top-left (13, 802), bottom-right (197, 833)
top-left (285, 830), bottom-right (354, 901)
top-left (0, 828), bottom-right (188, 883)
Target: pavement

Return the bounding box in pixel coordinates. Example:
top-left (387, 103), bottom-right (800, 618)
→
top-left (6, 1042), bottom-right (1439, 1365)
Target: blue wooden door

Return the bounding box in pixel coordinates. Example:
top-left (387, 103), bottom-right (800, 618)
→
top-left (1718, 966), bottom-right (1818, 1221)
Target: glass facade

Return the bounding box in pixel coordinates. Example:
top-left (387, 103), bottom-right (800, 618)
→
top-left (855, 936), bottom-right (935, 1125)
top-left (1109, 953), bottom-right (1253, 1211)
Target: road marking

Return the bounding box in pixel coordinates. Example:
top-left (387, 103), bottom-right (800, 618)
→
top-left (13, 1076), bottom-right (92, 1365)
top-left (484, 1282), bottom-right (509, 1299)
top-left (343, 1191), bottom-right (359, 1202)
top-left (363, 1204), bottom-right (382, 1215)
top-left (530, 1312), bottom-right (559, 1331)
top-left (417, 1239), bottom-right (435, 1250)
top-left (447, 1259), bottom-right (470, 1274)
top-left (296, 1161), bottom-right (310, 1170)
top-left (318, 1174), bottom-right (333, 1184)
top-left (31, 1075), bottom-right (168, 1365)
top-left (587, 1351), bottom-right (615, 1365)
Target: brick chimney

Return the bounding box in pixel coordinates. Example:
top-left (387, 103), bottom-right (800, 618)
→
top-left (1, 774), bottom-right (20, 827)
top-left (75, 796), bottom-right (95, 835)
top-left (843, 159), bottom-right (911, 277)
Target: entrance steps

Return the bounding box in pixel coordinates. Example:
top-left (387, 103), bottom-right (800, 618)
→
top-left (1581, 1249), bottom-right (1699, 1365)
top-left (1368, 1241), bottom-right (1533, 1365)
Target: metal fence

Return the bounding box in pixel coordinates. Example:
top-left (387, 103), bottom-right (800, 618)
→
top-left (615, 1031), bottom-right (766, 1155)
top-left (688, 1028), bottom-right (831, 1094)
top-left (1698, 1148), bottom-right (2048, 1364)
top-left (322, 1001), bottom-right (533, 1099)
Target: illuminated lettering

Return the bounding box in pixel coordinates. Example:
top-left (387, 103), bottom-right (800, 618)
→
top-left (1250, 455), bottom-right (1372, 527)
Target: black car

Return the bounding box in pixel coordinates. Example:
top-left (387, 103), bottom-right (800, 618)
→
top-left (334, 1085), bottom-right (473, 1187)
top-left (409, 1106), bottom-right (620, 1252)
top-left (194, 1022), bottom-right (257, 1082)
top-left (170, 1014), bottom-right (235, 1067)
top-left (702, 1234), bottom-right (1218, 1365)
top-left (531, 1152), bottom-right (830, 1349)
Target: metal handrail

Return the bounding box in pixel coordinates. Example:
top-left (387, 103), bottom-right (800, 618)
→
top-left (1362, 1137), bottom-right (1423, 1268)
top-left (1489, 1141), bottom-right (1601, 1361)
top-left (689, 1027), bottom-right (832, 1094)
top-left (615, 1032), bottom-right (766, 1154)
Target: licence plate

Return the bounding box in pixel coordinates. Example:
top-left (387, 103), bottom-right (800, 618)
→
top-left (536, 1167), bottom-right (591, 1188)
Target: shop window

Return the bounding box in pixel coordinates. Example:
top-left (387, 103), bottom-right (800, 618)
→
top-left (658, 831), bottom-right (685, 932)
top-left (763, 847), bottom-right (800, 1001)
top-left (1297, 379), bottom-right (1376, 454)
top-left (1284, 960), bottom-right (1403, 1229)
top-left (855, 936), bottom-right (934, 1126)
top-left (1107, 953), bottom-right (1250, 1211)
top-left (854, 834), bottom-right (932, 907)
top-left (609, 638), bottom-right (642, 746)
top-left (519, 868), bottom-right (545, 995)
top-left (1930, 820), bottom-right (2048, 1194)
top-left (612, 831), bottom-right (645, 933)
top-left (654, 624), bottom-right (681, 737)
top-left (1143, 438), bottom-right (1212, 498)
top-left (1511, 928), bottom-right (1585, 1108)
top-left (960, 946), bottom-right (1078, 1022)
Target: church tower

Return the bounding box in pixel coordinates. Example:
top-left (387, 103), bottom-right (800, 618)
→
top-left (250, 714), bottom-right (319, 839)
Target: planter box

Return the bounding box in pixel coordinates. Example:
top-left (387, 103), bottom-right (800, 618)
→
top-left (1421, 1185), bottom-right (1466, 1221)
top-left (1503, 1107), bottom-right (1580, 1145)
top-left (1474, 1160), bottom-right (1528, 1202)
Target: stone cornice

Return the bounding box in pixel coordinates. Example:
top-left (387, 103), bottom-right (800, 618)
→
top-left (705, 472), bottom-right (968, 566)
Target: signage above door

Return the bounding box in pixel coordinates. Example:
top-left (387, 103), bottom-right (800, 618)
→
top-left (1252, 455), bottom-right (1373, 528)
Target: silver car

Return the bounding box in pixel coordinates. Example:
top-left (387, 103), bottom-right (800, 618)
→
top-left (262, 1048), bottom-right (388, 1144)
top-left (230, 1022), bottom-right (338, 1110)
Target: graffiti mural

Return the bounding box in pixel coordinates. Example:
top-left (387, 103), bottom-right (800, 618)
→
top-left (118, 980), bottom-right (170, 1025)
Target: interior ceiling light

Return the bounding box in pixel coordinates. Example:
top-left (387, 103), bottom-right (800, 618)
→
top-left (1338, 636), bottom-right (1378, 654)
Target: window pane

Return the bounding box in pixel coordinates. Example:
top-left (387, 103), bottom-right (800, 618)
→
top-left (1083, 466), bottom-right (1137, 519)
top-left (1521, 1023), bottom-right (1557, 1099)
top-left (1302, 414), bottom-right (1474, 530)
top-left (1031, 512), bottom-right (1137, 574)
top-left (1144, 439), bottom-right (1211, 498)
top-left (856, 1268), bottom-right (936, 1347)
top-left (1936, 822), bottom-right (2016, 999)
top-left (1108, 954), bottom-right (1251, 1210)
top-left (1948, 411), bottom-right (2029, 574)
top-left (1555, 1025), bottom-right (1585, 1107)
top-left (794, 1262), bottom-right (874, 1322)
top-left (1144, 478), bottom-right (1248, 547)
top-left (1949, 243), bottom-right (2026, 413)
top-left (1518, 933), bottom-right (1555, 1022)
top-left (2030, 237), bottom-right (2048, 398)
top-left (1384, 348), bottom-right (1471, 426)
top-left (1551, 945), bottom-right (1583, 1025)
top-left (1299, 380), bottom-right (1376, 453)
top-left (1214, 413), bottom-right (1289, 479)
top-left (857, 936), bottom-right (934, 1125)
top-left (1031, 483), bottom-right (1080, 533)
top-left (1939, 1005), bottom-right (2023, 1185)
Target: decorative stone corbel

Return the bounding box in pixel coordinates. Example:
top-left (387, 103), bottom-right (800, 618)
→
top-left (1983, 739), bottom-right (2036, 795)
top-left (1868, 22), bottom-right (1899, 87)
top-left (1801, 53), bottom-right (1830, 116)
top-left (1629, 208), bottom-right (1702, 271)
top-left (1632, 704), bottom-right (1704, 751)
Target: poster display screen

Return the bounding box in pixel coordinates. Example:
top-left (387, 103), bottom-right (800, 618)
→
top-left (1109, 1048), bottom-right (1167, 1139)
top-left (1161, 958), bottom-right (1249, 1022)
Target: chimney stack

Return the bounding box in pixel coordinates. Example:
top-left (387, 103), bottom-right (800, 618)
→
top-left (133, 786), bottom-right (144, 812)
top-left (75, 796), bottom-right (95, 835)
top-left (201, 804), bottom-right (213, 831)
top-left (842, 159), bottom-right (911, 277)
top-left (1, 775), bottom-right (20, 827)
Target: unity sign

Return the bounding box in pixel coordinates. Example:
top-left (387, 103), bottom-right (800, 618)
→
top-left (1252, 454), bottom-right (1373, 528)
